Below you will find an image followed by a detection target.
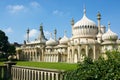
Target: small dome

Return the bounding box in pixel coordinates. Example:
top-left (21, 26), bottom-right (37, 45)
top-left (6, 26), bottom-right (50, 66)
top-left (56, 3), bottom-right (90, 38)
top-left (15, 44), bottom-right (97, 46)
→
top-left (59, 36), bottom-right (69, 45)
top-left (102, 23), bottom-right (118, 41)
top-left (46, 38), bottom-right (58, 46)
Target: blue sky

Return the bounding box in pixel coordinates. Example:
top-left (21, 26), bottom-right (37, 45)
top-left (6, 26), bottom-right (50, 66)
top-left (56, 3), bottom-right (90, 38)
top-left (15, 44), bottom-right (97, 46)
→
top-left (0, 0), bottom-right (120, 43)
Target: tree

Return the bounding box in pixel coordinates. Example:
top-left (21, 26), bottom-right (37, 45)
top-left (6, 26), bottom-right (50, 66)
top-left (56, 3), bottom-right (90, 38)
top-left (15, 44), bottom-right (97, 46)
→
top-left (63, 50), bottom-right (120, 80)
top-left (0, 30), bottom-right (16, 60)
top-left (8, 44), bottom-right (16, 55)
top-left (0, 30), bottom-right (9, 53)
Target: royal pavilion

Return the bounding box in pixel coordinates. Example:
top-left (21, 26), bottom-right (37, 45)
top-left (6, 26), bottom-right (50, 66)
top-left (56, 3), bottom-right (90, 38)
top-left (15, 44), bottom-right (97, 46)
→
top-left (16, 8), bottom-right (120, 63)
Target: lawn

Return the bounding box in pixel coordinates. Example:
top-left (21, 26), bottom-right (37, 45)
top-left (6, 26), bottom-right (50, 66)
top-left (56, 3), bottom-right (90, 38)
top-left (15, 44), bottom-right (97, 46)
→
top-left (16, 61), bottom-right (77, 71)
top-left (0, 62), bottom-right (4, 65)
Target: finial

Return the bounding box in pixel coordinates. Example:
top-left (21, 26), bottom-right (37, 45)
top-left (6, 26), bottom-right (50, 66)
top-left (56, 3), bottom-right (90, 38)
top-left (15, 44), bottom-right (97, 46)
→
top-left (71, 18), bottom-right (74, 26)
top-left (83, 5), bottom-right (86, 15)
top-left (40, 23), bottom-right (43, 31)
top-left (27, 28), bottom-right (29, 33)
top-left (54, 29), bottom-right (57, 40)
top-left (108, 21), bottom-right (111, 29)
top-left (54, 28), bottom-right (57, 34)
top-left (97, 11), bottom-right (101, 20)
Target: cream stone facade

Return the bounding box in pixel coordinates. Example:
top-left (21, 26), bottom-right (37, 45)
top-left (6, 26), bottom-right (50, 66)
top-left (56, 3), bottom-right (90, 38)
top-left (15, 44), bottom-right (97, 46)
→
top-left (16, 8), bottom-right (120, 63)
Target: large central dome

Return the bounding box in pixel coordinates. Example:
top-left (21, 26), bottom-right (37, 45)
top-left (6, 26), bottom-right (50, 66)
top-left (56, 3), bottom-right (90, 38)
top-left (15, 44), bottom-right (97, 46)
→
top-left (72, 8), bottom-right (97, 39)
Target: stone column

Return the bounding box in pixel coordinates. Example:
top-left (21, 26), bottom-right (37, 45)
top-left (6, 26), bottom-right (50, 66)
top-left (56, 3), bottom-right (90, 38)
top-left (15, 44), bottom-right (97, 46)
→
top-left (93, 45), bottom-right (96, 60)
top-left (86, 45), bottom-right (88, 57)
top-left (72, 47), bottom-right (74, 63)
top-left (77, 46), bottom-right (80, 62)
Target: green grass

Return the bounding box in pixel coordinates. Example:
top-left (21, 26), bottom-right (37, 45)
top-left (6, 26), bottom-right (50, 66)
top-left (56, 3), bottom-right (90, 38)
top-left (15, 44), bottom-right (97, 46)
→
top-left (16, 61), bottom-right (77, 71)
top-left (0, 62), bottom-right (4, 65)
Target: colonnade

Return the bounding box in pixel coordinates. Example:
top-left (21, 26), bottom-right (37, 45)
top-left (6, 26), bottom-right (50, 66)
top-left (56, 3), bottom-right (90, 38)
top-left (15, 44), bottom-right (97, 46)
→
top-left (22, 47), bottom-right (43, 61)
top-left (44, 54), bottom-right (58, 62)
top-left (68, 45), bottom-right (100, 63)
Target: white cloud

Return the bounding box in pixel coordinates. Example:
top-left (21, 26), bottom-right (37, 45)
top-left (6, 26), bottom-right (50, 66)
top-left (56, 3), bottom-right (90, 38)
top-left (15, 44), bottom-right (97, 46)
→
top-left (30, 1), bottom-right (40, 8)
top-left (7, 5), bottom-right (25, 13)
top-left (29, 29), bottom-right (39, 38)
top-left (3, 27), bottom-right (13, 34)
top-left (24, 29), bottom-right (39, 40)
top-left (53, 10), bottom-right (64, 16)
top-left (44, 31), bottom-right (50, 39)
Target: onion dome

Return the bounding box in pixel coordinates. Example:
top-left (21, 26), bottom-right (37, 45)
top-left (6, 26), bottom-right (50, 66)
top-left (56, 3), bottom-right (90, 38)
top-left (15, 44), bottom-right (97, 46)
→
top-left (102, 22), bottom-right (118, 41)
top-left (72, 8), bottom-right (97, 38)
top-left (59, 31), bottom-right (69, 45)
top-left (46, 33), bottom-right (58, 46)
top-left (74, 10), bottom-right (96, 27)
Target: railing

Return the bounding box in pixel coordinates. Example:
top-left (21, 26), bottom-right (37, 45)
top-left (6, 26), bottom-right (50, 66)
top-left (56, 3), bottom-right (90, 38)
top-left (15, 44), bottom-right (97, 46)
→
top-left (11, 65), bottom-right (64, 80)
top-left (0, 65), bottom-right (7, 80)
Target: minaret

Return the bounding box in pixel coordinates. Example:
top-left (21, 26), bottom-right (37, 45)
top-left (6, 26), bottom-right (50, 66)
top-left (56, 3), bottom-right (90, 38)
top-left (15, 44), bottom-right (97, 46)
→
top-left (27, 28), bottom-right (29, 42)
top-left (97, 12), bottom-right (101, 33)
top-left (97, 12), bottom-right (102, 43)
top-left (39, 23), bottom-right (46, 41)
top-left (71, 18), bottom-right (74, 36)
top-left (54, 29), bottom-right (57, 41)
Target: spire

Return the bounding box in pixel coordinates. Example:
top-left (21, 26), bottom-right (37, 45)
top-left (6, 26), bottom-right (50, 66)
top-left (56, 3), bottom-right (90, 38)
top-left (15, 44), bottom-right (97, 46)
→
top-left (71, 18), bottom-right (74, 26)
top-left (39, 23), bottom-right (47, 41)
top-left (27, 28), bottom-right (29, 42)
top-left (108, 21), bottom-right (111, 30)
top-left (54, 29), bottom-right (57, 40)
top-left (27, 28), bottom-right (29, 34)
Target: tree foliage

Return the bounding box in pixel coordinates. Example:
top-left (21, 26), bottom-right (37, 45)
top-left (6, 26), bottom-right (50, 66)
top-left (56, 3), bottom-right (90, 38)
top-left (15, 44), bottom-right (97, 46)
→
top-left (63, 50), bottom-right (120, 80)
top-left (0, 30), bottom-right (16, 60)
top-left (0, 30), bottom-right (9, 53)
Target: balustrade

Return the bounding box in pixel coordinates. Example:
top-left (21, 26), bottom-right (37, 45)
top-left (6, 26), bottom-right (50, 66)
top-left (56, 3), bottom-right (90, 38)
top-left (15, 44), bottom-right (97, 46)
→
top-left (11, 66), bottom-right (64, 80)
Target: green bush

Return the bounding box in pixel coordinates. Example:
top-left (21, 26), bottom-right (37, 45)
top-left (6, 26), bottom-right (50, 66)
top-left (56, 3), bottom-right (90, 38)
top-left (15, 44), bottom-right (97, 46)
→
top-left (63, 50), bottom-right (120, 80)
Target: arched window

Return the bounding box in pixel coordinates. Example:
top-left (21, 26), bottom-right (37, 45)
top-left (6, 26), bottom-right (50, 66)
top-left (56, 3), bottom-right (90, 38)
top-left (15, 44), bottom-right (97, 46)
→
top-left (74, 49), bottom-right (78, 63)
top-left (88, 48), bottom-right (93, 59)
top-left (81, 49), bottom-right (86, 61)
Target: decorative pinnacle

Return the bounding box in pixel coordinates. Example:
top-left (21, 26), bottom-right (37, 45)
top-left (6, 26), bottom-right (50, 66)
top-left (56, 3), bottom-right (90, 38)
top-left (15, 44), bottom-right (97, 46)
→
top-left (71, 18), bottom-right (74, 26)
top-left (40, 23), bottom-right (43, 31)
top-left (54, 29), bottom-right (57, 34)
top-left (108, 21), bottom-right (111, 29)
top-left (97, 11), bottom-right (101, 20)
top-left (27, 28), bottom-right (29, 34)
